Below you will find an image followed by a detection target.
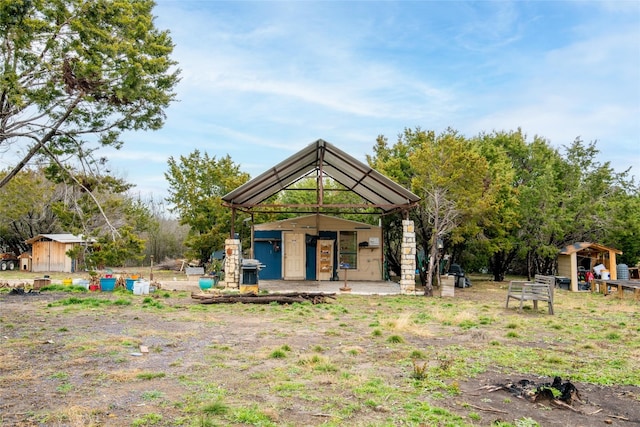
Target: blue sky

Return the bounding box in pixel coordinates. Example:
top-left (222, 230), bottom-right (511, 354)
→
top-left (107, 1), bottom-right (640, 200)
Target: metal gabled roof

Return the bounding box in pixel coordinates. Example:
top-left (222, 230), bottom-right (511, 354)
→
top-left (222, 139), bottom-right (420, 213)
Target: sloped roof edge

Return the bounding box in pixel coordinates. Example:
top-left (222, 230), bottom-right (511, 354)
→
top-left (222, 139), bottom-right (420, 212)
top-left (26, 234), bottom-right (87, 245)
top-left (559, 242), bottom-right (622, 255)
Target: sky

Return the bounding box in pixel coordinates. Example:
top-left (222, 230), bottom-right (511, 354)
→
top-left (105, 1), bottom-right (640, 200)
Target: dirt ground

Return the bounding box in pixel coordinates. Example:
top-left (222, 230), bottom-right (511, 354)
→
top-left (1, 285), bottom-right (639, 427)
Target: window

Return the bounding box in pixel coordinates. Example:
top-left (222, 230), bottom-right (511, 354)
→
top-left (339, 231), bottom-right (357, 269)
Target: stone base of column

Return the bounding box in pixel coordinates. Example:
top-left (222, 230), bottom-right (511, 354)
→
top-left (400, 220), bottom-right (416, 295)
top-left (222, 239), bottom-right (241, 288)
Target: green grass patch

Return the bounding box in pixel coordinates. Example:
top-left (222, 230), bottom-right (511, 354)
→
top-left (41, 284), bottom-right (88, 293)
top-left (141, 390), bottom-right (164, 400)
top-left (269, 349), bottom-right (287, 359)
top-left (137, 372), bottom-right (166, 380)
top-left (202, 400), bottom-right (228, 415)
top-left (387, 334), bottom-right (404, 343)
top-left (132, 413), bottom-right (163, 426)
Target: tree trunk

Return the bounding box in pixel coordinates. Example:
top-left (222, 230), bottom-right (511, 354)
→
top-left (489, 249), bottom-right (517, 282)
top-left (423, 239), bottom-right (438, 297)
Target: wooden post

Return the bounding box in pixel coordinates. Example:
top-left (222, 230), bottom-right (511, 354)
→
top-left (340, 264), bottom-right (351, 292)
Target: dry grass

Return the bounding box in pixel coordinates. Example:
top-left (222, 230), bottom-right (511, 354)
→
top-left (384, 310), bottom-right (433, 337)
top-left (1, 278), bottom-right (639, 427)
top-left (48, 405), bottom-right (101, 427)
top-left (0, 366), bottom-right (38, 384)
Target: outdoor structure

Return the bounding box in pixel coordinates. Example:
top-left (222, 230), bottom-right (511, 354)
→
top-left (26, 234), bottom-right (87, 273)
top-left (558, 242), bottom-right (622, 292)
top-left (221, 139), bottom-right (421, 293)
top-left (253, 214), bottom-right (383, 281)
top-left (19, 252), bottom-right (32, 271)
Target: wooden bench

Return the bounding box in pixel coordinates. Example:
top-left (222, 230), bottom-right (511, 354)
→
top-left (593, 279), bottom-right (640, 300)
top-left (534, 274), bottom-right (555, 289)
top-left (506, 275), bottom-right (554, 314)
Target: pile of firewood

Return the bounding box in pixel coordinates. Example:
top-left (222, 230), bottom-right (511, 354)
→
top-left (192, 291), bottom-right (335, 305)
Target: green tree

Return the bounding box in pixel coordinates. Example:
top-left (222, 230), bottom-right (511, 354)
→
top-left (367, 132), bottom-right (427, 278)
top-left (606, 187), bottom-right (640, 267)
top-left (80, 225), bottom-right (145, 270)
top-left (165, 151), bottom-right (250, 264)
top-left (502, 135), bottom-right (565, 277)
top-left (410, 129), bottom-right (491, 295)
top-left (276, 177), bottom-right (378, 224)
top-left (49, 168), bottom-right (154, 269)
top-left (483, 134), bottom-right (639, 279)
top-left (0, 165), bottom-right (153, 269)
top-left (0, 167), bottom-right (59, 254)
top-left (470, 131), bottom-right (523, 281)
top-left (369, 128), bottom-right (492, 295)
top-left (549, 139), bottom-right (639, 271)
top-left (0, 0), bottom-right (179, 188)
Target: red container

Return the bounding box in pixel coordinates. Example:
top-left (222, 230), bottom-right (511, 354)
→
top-left (104, 274), bottom-right (113, 278)
top-left (89, 284), bottom-right (99, 291)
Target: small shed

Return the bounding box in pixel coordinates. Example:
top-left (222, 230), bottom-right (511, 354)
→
top-left (253, 214), bottom-right (383, 281)
top-left (26, 234), bottom-right (87, 273)
top-left (19, 252), bottom-right (32, 271)
top-left (558, 242), bottom-right (622, 291)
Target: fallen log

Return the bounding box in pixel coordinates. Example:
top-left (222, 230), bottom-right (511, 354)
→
top-left (191, 291), bottom-right (335, 305)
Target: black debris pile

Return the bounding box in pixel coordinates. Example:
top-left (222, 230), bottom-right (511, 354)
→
top-left (9, 288), bottom-right (40, 296)
top-left (480, 376), bottom-right (581, 406)
top-left (512, 377), bottom-right (581, 404)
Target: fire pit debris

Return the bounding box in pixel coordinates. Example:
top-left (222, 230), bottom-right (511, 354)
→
top-left (482, 376), bottom-right (581, 405)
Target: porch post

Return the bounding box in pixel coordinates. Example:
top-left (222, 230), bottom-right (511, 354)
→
top-left (399, 219), bottom-right (417, 294)
top-left (222, 238), bottom-right (241, 288)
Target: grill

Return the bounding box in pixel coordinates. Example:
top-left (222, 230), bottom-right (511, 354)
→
top-left (241, 259), bottom-right (265, 285)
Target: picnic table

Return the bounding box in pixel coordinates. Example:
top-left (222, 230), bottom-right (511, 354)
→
top-left (592, 279), bottom-right (640, 300)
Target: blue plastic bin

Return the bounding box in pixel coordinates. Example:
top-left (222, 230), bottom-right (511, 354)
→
top-left (100, 277), bottom-right (116, 291)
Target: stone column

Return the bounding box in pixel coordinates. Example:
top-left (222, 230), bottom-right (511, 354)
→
top-left (222, 239), bottom-right (241, 288)
top-left (399, 220), bottom-right (417, 294)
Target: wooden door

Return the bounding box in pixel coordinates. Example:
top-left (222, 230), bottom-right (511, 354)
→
top-left (317, 240), bottom-right (334, 281)
top-left (284, 233), bottom-right (305, 280)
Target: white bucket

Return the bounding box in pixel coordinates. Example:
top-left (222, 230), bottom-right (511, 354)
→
top-left (601, 270), bottom-right (610, 280)
top-left (133, 281), bottom-right (144, 295)
top-left (142, 280), bottom-right (150, 295)
top-left (73, 278), bottom-right (90, 289)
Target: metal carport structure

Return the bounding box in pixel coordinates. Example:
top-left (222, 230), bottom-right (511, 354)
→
top-left (220, 139), bottom-right (421, 290)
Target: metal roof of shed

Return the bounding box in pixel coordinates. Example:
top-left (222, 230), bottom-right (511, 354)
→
top-left (221, 139), bottom-right (420, 214)
top-left (26, 234), bottom-right (87, 244)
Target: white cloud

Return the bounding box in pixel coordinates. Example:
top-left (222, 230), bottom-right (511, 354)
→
top-left (132, 0), bottom-right (640, 197)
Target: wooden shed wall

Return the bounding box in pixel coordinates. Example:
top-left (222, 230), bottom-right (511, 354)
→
top-left (31, 241), bottom-right (76, 272)
top-left (557, 254), bottom-right (577, 291)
